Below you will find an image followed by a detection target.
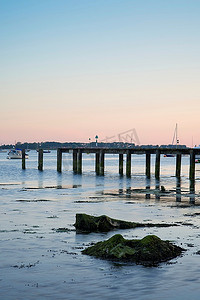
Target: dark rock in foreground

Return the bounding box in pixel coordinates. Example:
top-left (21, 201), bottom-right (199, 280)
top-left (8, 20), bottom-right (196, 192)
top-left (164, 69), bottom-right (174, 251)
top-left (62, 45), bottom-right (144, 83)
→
top-left (74, 213), bottom-right (177, 233)
top-left (82, 234), bottom-right (185, 266)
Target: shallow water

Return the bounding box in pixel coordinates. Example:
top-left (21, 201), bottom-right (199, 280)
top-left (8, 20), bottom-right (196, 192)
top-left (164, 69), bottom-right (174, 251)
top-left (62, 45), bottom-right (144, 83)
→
top-left (1, 151), bottom-right (200, 299)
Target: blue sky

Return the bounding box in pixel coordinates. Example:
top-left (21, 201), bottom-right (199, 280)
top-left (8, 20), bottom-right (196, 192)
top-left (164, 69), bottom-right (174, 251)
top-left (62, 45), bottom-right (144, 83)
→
top-left (1, 0), bottom-right (200, 145)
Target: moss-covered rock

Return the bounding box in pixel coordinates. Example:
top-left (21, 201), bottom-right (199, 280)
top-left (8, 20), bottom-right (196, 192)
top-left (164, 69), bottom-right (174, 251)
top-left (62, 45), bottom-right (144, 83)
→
top-left (74, 213), bottom-right (177, 233)
top-left (82, 234), bottom-right (185, 265)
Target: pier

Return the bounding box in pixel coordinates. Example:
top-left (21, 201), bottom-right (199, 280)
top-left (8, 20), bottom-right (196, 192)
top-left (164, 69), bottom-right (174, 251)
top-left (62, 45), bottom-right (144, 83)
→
top-left (56, 146), bottom-right (198, 182)
top-left (21, 146), bottom-right (200, 184)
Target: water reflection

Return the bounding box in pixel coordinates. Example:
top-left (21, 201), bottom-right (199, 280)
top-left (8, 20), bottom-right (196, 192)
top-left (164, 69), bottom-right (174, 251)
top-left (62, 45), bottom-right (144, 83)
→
top-left (145, 178), bottom-right (151, 199)
top-left (118, 177), bottom-right (124, 195)
top-left (155, 179), bottom-right (160, 200)
top-left (189, 180), bottom-right (195, 203)
top-left (125, 177), bottom-right (132, 198)
top-left (73, 173), bottom-right (83, 188)
top-left (56, 172), bottom-right (63, 188)
top-left (38, 171), bottom-right (44, 189)
top-left (125, 187), bottom-right (132, 198)
top-left (176, 178), bottom-right (181, 202)
top-left (53, 163), bottom-right (199, 204)
top-left (189, 179), bottom-right (195, 192)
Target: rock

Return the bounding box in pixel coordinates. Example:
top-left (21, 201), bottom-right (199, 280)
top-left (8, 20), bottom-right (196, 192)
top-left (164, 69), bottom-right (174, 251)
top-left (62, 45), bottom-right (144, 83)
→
top-left (74, 214), bottom-right (142, 233)
top-left (82, 234), bottom-right (185, 266)
top-left (161, 185), bottom-right (166, 192)
top-left (74, 213), bottom-right (177, 233)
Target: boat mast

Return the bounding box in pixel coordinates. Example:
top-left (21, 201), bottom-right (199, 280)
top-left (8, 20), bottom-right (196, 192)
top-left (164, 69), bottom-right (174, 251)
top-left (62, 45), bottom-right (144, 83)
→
top-left (176, 123), bottom-right (179, 146)
top-left (172, 123), bottom-right (179, 146)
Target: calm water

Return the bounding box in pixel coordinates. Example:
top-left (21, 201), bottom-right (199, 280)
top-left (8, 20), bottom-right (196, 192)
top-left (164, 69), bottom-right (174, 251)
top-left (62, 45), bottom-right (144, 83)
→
top-left (1, 150), bottom-right (200, 300)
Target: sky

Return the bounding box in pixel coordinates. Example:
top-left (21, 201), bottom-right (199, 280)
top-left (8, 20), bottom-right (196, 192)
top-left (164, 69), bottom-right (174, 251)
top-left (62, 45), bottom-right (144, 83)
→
top-left (1, 0), bottom-right (200, 146)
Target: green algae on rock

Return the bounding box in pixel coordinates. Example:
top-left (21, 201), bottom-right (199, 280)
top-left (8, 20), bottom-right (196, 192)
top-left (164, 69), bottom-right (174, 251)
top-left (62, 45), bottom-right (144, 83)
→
top-left (74, 213), bottom-right (177, 233)
top-left (82, 234), bottom-right (185, 266)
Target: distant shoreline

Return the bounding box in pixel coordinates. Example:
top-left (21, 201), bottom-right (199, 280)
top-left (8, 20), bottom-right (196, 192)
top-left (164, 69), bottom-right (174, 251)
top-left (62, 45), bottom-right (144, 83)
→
top-left (0, 141), bottom-right (188, 151)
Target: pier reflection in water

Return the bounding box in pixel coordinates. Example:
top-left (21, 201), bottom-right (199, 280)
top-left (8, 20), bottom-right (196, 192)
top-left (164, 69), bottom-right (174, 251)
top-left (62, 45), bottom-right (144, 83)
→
top-left (114, 176), bottom-right (198, 204)
top-left (145, 178), bottom-right (151, 200)
top-left (176, 178), bottom-right (181, 202)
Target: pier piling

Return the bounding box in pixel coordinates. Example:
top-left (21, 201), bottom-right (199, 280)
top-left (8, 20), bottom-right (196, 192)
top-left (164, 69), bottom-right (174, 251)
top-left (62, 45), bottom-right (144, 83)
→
top-left (99, 150), bottom-right (104, 176)
top-left (119, 153), bottom-right (123, 176)
top-left (145, 152), bottom-right (151, 178)
top-left (155, 149), bottom-right (160, 180)
top-left (77, 150), bottom-right (82, 174)
top-left (38, 149), bottom-right (43, 171)
top-left (22, 149), bottom-right (26, 170)
top-left (189, 150), bottom-right (195, 190)
top-left (57, 149), bottom-right (62, 172)
top-left (95, 152), bottom-right (100, 175)
top-left (126, 150), bottom-right (131, 177)
top-left (176, 154), bottom-right (181, 177)
top-left (73, 150), bottom-right (78, 173)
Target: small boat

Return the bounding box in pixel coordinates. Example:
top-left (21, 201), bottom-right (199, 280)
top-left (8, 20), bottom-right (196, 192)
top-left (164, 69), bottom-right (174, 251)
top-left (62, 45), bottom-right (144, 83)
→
top-left (163, 154), bottom-right (175, 157)
top-left (36, 149), bottom-right (51, 153)
top-left (7, 149), bottom-right (29, 159)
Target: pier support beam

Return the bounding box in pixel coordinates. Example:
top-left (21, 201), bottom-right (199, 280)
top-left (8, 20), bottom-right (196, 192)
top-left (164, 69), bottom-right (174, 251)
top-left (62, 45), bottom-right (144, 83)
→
top-left (119, 153), bottom-right (123, 176)
top-left (57, 149), bottom-right (62, 172)
top-left (126, 150), bottom-right (131, 177)
top-left (95, 152), bottom-right (100, 175)
top-left (38, 149), bottom-right (43, 171)
top-left (22, 149), bottom-right (26, 170)
top-left (189, 150), bottom-right (195, 191)
top-left (155, 149), bottom-right (160, 180)
top-left (73, 150), bottom-right (78, 173)
top-left (145, 152), bottom-right (151, 178)
top-left (99, 150), bottom-right (104, 176)
top-left (77, 150), bottom-right (82, 174)
top-left (176, 154), bottom-right (181, 178)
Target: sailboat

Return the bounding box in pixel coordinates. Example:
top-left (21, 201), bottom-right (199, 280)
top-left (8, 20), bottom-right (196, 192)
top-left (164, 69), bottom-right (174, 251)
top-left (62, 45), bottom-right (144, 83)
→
top-left (164, 124), bottom-right (179, 157)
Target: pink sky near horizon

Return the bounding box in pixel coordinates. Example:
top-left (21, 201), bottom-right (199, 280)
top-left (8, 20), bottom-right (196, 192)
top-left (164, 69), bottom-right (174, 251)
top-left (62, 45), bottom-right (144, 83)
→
top-left (1, 66), bottom-right (199, 146)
